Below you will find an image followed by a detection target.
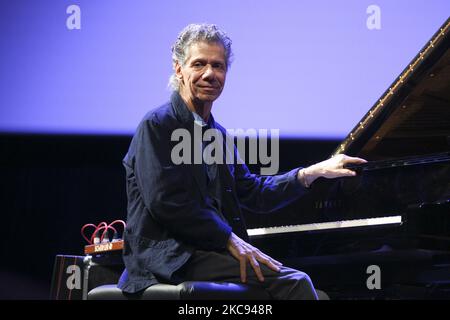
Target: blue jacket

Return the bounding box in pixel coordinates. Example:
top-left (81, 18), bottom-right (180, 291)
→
top-left (119, 91), bottom-right (308, 293)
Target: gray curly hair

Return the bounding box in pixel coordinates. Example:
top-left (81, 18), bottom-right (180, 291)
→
top-left (168, 23), bottom-right (233, 91)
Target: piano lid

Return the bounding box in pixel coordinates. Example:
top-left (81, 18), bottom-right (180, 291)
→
top-left (334, 18), bottom-right (450, 161)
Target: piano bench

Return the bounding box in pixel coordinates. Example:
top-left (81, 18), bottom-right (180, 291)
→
top-left (88, 281), bottom-right (271, 300)
top-left (88, 282), bottom-right (330, 300)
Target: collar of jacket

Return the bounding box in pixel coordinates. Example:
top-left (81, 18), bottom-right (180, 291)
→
top-left (170, 90), bottom-right (193, 126)
top-left (170, 91), bottom-right (216, 128)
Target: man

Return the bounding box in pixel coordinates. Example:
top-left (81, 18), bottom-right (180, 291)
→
top-left (119, 23), bottom-right (366, 299)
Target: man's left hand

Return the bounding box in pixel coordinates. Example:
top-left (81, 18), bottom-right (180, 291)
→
top-left (298, 154), bottom-right (367, 187)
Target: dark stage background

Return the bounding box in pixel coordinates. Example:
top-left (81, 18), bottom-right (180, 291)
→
top-left (0, 133), bottom-right (339, 299)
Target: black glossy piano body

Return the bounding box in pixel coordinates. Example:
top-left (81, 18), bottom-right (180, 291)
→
top-left (246, 18), bottom-right (450, 299)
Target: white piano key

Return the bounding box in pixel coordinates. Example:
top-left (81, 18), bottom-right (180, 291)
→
top-left (247, 215), bottom-right (402, 237)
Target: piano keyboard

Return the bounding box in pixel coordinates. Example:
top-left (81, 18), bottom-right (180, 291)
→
top-left (247, 215), bottom-right (402, 237)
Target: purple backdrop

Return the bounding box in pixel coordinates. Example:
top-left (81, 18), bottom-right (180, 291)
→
top-left (0, 0), bottom-right (448, 138)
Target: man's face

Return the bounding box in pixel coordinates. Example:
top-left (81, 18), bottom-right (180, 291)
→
top-left (176, 41), bottom-right (227, 104)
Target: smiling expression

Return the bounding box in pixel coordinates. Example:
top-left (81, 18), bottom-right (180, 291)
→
top-left (176, 41), bottom-right (227, 105)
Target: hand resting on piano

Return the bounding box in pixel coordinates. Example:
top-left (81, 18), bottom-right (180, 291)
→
top-left (297, 154), bottom-right (367, 188)
top-left (225, 154), bottom-right (367, 284)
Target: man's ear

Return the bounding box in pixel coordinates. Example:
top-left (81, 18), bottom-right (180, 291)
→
top-left (175, 61), bottom-right (183, 81)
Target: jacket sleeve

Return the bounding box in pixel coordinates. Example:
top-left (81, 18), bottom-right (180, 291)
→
top-left (233, 147), bottom-right (310, 214)
top-left (133, 117), bottom-right (231, 250)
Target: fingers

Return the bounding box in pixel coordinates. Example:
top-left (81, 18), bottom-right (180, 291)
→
top-left (249, 256), bottom-right (264, 282)
top-left (341, 155), bottom-right (367, 176)
top-left (337, 169), bottom-right (357, 176)
top-left (270, 257), bottom-right (283, 267)
top-left (259, 251), bottom-right (283, 269)
top-left (261, 259), bottom-right (282, 273)
top-left (326, 154), bottom-right (368, 178)
top-left (251, 250), bottom-right (283, 281)
top-left (239, 249), bottom-right (282, 283)
top-left (343, 156), bottom-right (367, 164)
top-left (333, 154), bottom-right (367, 162)
top-left (227, 233), bottom-right (283, 283)
top-left (239, 257), bottom-right (247, 283)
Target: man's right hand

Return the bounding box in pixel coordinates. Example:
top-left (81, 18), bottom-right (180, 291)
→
top-left (226, 232), bottom-right (283, 283)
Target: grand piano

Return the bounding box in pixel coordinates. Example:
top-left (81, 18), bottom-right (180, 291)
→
top-left (246, 18), bottom-right (450, 299)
